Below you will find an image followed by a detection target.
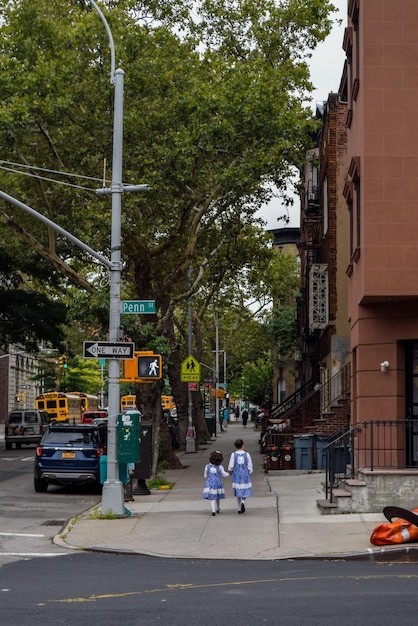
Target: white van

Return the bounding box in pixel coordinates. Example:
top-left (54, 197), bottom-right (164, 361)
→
top-left (5, 409), bottom-right (50, 450)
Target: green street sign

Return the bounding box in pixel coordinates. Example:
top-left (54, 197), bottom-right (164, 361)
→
top-left (121, 300), bottom-right (156, 314)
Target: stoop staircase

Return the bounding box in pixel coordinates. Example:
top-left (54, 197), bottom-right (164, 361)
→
top-left (316, 419), bottom-right (418, 514)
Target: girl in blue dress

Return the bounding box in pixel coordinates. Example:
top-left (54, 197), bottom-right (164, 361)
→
top-left (228, 439), bottom-right (253, 514)
top-left (203, 450), bottom-right (229, 516)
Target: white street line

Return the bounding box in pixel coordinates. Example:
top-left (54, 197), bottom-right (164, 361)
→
top-left (0, 552), bottom-right (69, 557)
top-left (0, 532), bottom-right (44, 538)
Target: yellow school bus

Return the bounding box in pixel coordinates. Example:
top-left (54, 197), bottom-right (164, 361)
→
top-left (36, 392), bottom-right (83, 423)
top-left (121, 395), bottom-right (137, 411)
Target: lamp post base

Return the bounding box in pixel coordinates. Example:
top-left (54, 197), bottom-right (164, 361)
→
top-left (101, 479), bottom-right (126, 515)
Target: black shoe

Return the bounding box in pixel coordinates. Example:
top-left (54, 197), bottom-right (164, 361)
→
top-left (241, 503), bottom-right (245, 513)
top-left (212, 512), bottom-right (216, 516)
top-left (216, 509), bottom-right (220, 514)
top-left (237, 510), bottom-right (242, 514)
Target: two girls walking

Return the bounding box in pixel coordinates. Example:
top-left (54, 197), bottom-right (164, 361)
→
top-left (203, 439), bottom-right (253, 515)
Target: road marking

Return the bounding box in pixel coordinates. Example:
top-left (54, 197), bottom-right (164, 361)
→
top-left (0, 532), bottom-right (45, 538)
top-left (0, 457), bottom-right (34, 462)
top-left (1, 552), bottom-right (68, 557)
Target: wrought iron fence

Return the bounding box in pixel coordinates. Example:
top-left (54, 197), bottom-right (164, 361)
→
top-left (324, 419), bottom-right (418, 502)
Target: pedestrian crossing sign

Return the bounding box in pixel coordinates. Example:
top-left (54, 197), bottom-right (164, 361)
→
top-left (181, 355), bottom-right (201, 382)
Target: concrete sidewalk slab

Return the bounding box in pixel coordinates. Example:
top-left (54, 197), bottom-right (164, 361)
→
top-left (54, 422), bottom-right (415, 561)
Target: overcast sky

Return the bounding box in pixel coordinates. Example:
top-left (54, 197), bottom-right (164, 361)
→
top-left (258, 0), bottom-right (347, 231)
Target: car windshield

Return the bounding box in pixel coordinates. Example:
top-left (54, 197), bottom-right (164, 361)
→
top-left (45, 430), bottom-right (97, 445)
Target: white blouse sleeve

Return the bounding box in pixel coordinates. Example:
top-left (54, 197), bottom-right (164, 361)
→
top-left (219, 464), bottom-right (229, 477)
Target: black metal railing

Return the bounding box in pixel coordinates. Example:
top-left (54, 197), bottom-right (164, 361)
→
top-left (321, 363), bottom-right (350, 415)
top-left (324, 420), bottom-right (418, 503)
top-left (270, 379), bottom-right (315, 419)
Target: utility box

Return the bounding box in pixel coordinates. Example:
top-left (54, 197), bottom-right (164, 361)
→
top-left (118, 411), bottom-right (140, 464)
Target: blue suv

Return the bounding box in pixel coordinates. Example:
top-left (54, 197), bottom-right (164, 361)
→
top-left (34, 422), bottom-right (107, 492)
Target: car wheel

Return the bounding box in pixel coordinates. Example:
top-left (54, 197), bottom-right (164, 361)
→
top-left (34, 477), bottom-right (48, 493)
top-left (5, 441), bottom-right (12, 450)
top-left (16, 443), bottom-right (22, 449)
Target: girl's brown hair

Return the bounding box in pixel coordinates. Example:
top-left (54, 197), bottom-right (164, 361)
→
top-left (210, 450), bottom-right (224, 465)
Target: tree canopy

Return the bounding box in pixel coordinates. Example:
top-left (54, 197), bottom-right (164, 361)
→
top-left (0, 0), bottom-right (338, 461)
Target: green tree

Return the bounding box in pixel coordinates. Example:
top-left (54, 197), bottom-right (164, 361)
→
top-left (228, 358), bottom-right (272, 407)
top-left (59, 355), bottom-right (102, 395)
top-left (0, 0), bottom-right (338, 466)
top-left (0, 248), bottom-right (67, 352)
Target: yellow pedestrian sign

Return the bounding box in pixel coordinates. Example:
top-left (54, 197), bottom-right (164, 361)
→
top-left (181, 355), bottom-right (201, 382)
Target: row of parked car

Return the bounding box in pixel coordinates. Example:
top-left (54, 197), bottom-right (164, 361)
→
top-left (4, 408), bottom-right (109, 493)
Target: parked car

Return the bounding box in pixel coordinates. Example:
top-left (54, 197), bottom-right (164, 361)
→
top-left (34, 422), bottom-right (107, 492)
top-left (5, 409), bottom-right (50, 450)
top-left (81, 410), bottom-right (108, 423)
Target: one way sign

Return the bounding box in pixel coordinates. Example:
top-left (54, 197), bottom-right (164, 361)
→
top-left (83, 341), bottom-right (135, 359)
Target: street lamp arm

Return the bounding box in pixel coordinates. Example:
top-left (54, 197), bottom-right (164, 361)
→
top-left (0, 351), bottom-right (25, 359)
top-left (0, 189), bottom-right (112, 270)
top-left (89, 0), bottom-right (115, 83)
top-left (200, 362), bottom-right (217, 373)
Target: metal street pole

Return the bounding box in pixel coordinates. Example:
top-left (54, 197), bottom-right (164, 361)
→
top-left (89, 0), bottom-right (125, 515)
top-left (187, 264), bottom-right (195, 452)
top-left (214, 312), bottom-right (219, 431)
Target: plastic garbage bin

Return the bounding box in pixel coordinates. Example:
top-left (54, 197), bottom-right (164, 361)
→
top-left (315, 434), bottom-right (330, 470)
top-left (281, 442), bottom-right (294, 470)
top-left (293, 434), bottom-right (314, 470)
top-left (205, 414), bottom-right (217, 438)
top-left (265, 445), bottom-right (281, 470)
top-left (99, 455), bottom-right (130, 485)
top-left (331, 445), bottom-right (350, 475)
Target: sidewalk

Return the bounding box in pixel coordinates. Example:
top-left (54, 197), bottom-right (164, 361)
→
top-left (55, 422), bottom-right (413, 560)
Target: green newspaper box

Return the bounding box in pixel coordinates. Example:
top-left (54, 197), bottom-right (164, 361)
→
top-left (118, 411), bottom-right (140, 464)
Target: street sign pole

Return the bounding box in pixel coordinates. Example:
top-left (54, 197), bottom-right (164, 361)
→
top-left (91, 1), bottom-right (125, 516)
top-left (103, 70), bottom-right (125, 515)
top-left (187, 264), bottom-right (195, 452)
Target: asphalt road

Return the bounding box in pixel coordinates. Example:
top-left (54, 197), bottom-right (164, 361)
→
top-left (0, 443), bottom-right (100, 566)
top-left (2, 441), bottom-right (418, 626)
top-left (1, 553), bottom-right (418, 625)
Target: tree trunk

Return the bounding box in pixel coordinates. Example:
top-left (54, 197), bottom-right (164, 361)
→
top-left (136, 379), bottom-right (183, 473)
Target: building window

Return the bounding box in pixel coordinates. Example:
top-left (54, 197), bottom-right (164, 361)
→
top-left (323, 176), bottom-right (328, 236)
top-left (355, 178), bottom-right (361, 249)
top-left (309, 264), bottom-right (329, 330)
top-left (348, 199), bottom-right (354, 259)
top-left (348, 157), bottom-right (361, 261)
top-left (278, 379), bottom-right (286, 404)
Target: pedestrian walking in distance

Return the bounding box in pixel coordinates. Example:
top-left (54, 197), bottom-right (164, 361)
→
top-left (241, 408), bottom-right (248, 428)
top-left (228, 439), bottom-right (253, 514)
top-left (203, 451), bottom-right (229, 516)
